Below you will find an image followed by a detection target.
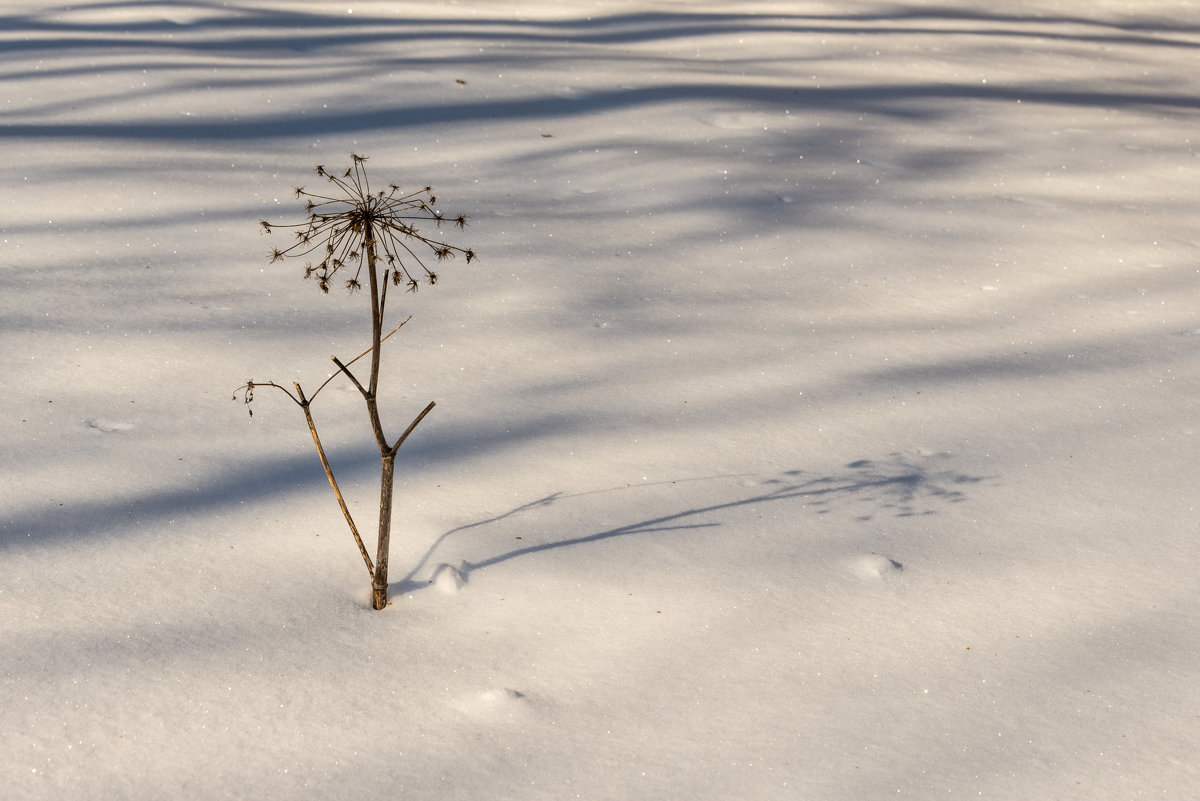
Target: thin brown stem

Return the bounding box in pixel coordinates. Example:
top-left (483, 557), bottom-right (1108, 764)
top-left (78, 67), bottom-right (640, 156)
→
top-left (372, 453), bottom-right (396, 610)
top-left (293, 383), bottom-right (374, 578)
top-left (331, 356), bottom-right (369, 400)
top-left (391, 401), bottom-right (437, 456)
top-left (366, 225), bottom-right (383, 400)
top-left (378, 263), bottom-right (390, 324)
top-left (238, 380), bottom-right (301, 407)
top-left (310, 316), bottom-right (411, 402)
top-left (362, 225), bottom-right (390, 456)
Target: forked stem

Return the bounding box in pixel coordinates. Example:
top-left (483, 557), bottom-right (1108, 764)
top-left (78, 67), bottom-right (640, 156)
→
top-left (247, 156), bottom-right (472, 610)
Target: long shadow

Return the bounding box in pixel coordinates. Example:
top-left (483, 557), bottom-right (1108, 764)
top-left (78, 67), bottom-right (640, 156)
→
top-left (2, 5), bottom-right (1198, 144)
top-left (392, 455), bottom-right (990, 594)
top-left (3, 6), bottom-right (1196, 51)
top-left (4, 81), bottom-right (1199, 144)
top-left (0, 410), bottom-right (578, 549)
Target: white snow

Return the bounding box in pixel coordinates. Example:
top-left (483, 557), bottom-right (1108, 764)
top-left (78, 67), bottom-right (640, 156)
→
top-left (3, 1), bottom-right (1199, 798)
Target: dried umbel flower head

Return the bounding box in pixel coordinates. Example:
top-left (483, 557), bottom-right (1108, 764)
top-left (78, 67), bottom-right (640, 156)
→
top-left (260, 154), bottom-right (475, 293)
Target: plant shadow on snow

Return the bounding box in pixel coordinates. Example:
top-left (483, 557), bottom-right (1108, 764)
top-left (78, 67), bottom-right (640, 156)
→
top-left (392, 453), bottom-right (990, 594)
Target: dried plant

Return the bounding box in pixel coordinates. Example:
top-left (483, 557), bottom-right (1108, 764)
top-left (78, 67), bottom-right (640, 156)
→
top-left (234, 155), bottom-right (475, 610)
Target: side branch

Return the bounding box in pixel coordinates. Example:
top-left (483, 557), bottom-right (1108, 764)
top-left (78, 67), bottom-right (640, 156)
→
top-left (331, 356), bottom-right (370, 400)
top-left (234, 379), bottom-right (302, 409)
top-left (310, 316), bottom-right (411, 402)
top-left (390, 401), bottom-right (437, 456)
top-left (293, 382), bottom-right (375, 578)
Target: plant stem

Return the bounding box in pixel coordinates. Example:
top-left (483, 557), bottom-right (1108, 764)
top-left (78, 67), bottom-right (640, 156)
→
top-left (364, 222), bottom-right (395, 609)
top-left (294, 383), bottom-right (374, 577)
top-left (394, 401), bottom-right (437, 454)
top-left (372, 452), bottom-right (396, 610)
top-left (370, 401), bottom-right (436, 609)
top-left (361, 223), bottom-right (438, 609)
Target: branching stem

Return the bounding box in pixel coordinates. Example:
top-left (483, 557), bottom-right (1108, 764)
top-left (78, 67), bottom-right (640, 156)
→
top-left (246, 155), bottom-right (471, 610)
top-left (311, 315), bottom-right (411, 401)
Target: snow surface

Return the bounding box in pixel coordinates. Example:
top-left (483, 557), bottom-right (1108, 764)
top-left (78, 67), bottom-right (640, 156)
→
top-left (3, 1), bottom-right (1200, 798)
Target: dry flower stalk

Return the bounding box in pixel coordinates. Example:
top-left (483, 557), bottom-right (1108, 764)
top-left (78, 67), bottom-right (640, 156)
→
top-left (234, 155), bottom-right (475, 609)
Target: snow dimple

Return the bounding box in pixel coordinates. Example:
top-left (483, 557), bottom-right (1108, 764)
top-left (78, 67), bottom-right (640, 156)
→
top-left (554, 87), bottom-right (595, 101)
top-left (479, 687), bottom-right (525, 705)
top-left (695, 110), bottom-right (782, 130)
top-left (431, 562), bottom-right (468, 594)
top-left (847, 553), bottom-right (904, 582)
top-left (84, 419), bottom-right (135, 434)
top-left (453, 688), bottom-right (533, 722)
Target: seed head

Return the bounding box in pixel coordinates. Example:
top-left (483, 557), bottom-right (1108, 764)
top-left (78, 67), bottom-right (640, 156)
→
top-left (260, 154), bottom-right (476, 294)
